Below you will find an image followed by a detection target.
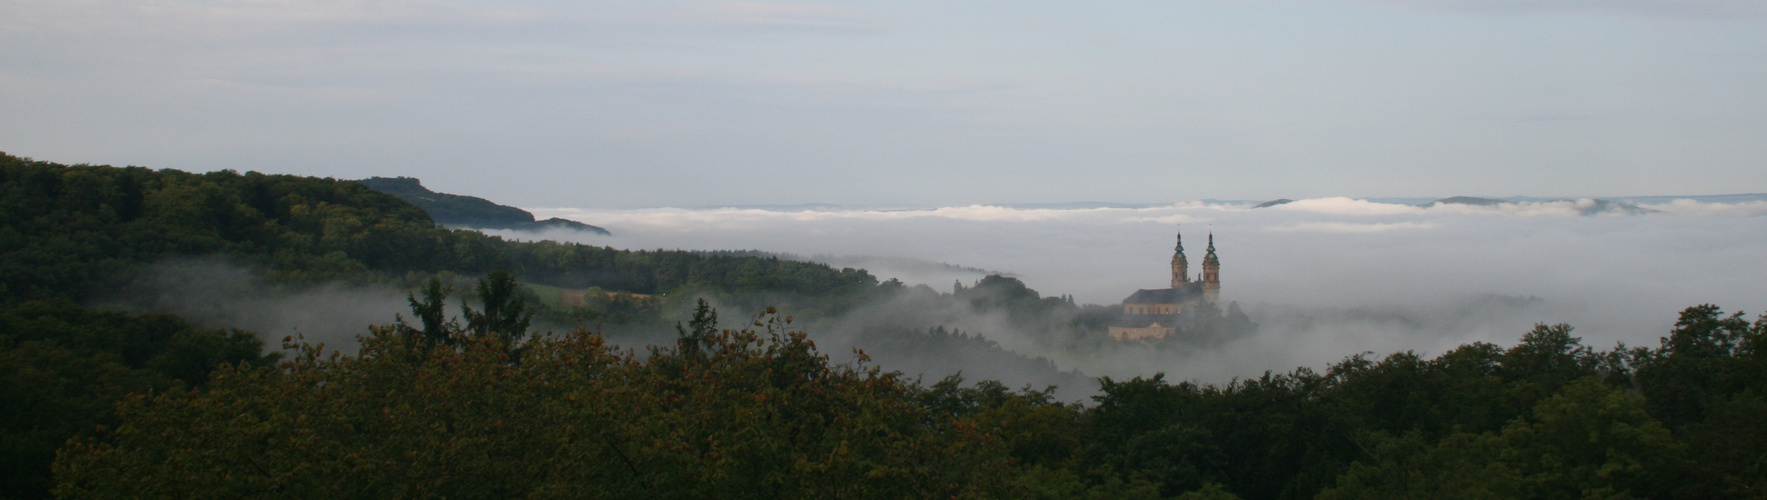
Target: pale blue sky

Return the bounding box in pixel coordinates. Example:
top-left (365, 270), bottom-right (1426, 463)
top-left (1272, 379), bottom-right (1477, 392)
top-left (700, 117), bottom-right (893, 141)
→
top-left (3, 0), bottom-right (1764, 207)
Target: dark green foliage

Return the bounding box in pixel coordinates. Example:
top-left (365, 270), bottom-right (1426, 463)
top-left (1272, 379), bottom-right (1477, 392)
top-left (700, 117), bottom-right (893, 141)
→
top-left (0, 153), bottom-right (883, 315)
top-left (54, 309), bottom-right (1022, 499)
top-left (0, 301), bottom-right (275, 499)
top-left (1318, 378), bottom-right (1685, 499)
top-left (675, 298), bottom-right (718, 362)
top-left (1065, 310), bottom-right (1767, 500)
top-left (25, 291), bottom-right (1767, 499)
top-left (0, 153), bottom-right (439, 302)
top-left (397, 276), bottom-right (456, 347)
top-left (1679, 392), bottom-right (1767, 497)
top-left (1636, 304), bottom-right (1759, 428)
top-left (462, 269), bottom-right (535, 346)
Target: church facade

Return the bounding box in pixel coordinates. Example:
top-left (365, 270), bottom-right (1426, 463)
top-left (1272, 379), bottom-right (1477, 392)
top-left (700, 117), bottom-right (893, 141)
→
top-left (1107, 231), bottom-right (1221, 341)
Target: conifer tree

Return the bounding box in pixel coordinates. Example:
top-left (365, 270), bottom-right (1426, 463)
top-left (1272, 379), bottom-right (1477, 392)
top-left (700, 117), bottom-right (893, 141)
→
top-left (462, 269), bottom-right (534, 346)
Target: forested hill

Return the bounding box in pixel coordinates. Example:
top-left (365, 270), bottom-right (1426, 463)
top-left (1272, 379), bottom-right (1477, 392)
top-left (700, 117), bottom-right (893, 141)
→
top-left (357, 176), bottom-right (610, 234)
top-left (0, 152), bottom-right (893, 498)
top-left (0, 153), bottom-right (873, 305)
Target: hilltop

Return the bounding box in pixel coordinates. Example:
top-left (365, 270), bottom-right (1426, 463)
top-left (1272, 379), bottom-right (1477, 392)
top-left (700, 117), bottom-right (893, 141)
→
top-left (357, 176), bottom-right (610, 234)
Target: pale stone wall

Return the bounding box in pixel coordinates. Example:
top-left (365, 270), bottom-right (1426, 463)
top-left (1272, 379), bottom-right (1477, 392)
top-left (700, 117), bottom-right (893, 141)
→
top-left (1109, 323), bottom-right (1176, 341)
top-left (1122, 304), bottom-right (1181, 315)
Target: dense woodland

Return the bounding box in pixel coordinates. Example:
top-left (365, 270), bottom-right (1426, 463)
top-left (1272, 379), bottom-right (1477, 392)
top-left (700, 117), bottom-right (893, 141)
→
top-left (4, 153), bottom-right (1765, 498)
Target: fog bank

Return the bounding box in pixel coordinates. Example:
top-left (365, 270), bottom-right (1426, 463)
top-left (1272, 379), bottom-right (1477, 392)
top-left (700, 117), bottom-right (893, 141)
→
top-left (92, 259), bottom-right (409, 352)
top-left (511, 197), bottom-right (1767, 383)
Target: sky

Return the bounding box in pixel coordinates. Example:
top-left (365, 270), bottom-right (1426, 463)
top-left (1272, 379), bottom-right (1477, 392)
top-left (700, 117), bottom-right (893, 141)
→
top-left (4, 0), bottom-right (1766, 207)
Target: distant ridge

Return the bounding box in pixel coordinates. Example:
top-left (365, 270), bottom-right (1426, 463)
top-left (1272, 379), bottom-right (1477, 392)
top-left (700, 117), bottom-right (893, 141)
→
top-left (1420, 196), bottom-right (1507, 207)
top-left (1252, 198), bottom-right (1294, 208)
top-left (357, 177), bottom-right (610, 234)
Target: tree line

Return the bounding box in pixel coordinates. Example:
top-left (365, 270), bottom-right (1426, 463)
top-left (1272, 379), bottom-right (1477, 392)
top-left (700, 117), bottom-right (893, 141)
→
top-left (0, 152), bottom-right (881, 306)
top-left (46, 301), bottom-right (1767, 499)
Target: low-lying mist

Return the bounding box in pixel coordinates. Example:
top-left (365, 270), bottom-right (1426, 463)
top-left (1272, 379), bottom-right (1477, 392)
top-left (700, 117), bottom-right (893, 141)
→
top-left (90, 196), bottom-right (1766, 400)
top-left (91, 258), bottom-right (411, 352)
top-left (504, 197), bottom-right (1767, 387)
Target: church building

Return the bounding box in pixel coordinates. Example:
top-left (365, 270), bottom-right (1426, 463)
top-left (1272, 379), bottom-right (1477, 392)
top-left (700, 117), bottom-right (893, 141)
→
top-left (1107, 230), bottom-right (1220, 341)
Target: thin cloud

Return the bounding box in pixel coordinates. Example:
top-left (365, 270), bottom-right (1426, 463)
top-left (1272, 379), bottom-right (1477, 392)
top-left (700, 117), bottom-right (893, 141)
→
top-left (0, 0), bottom-right (539, 35)
top-left (532, 204), bottom-right (1210, 228)
top-left (1266, 221), bottom-right (1438, 233)
top-left (1357, 0), bottom-right (1767, 19)
top-left (0, 1), bottom-right (876, 50)
top-left (660, 2), bottom-right (880, 32)
top-left (1641, 199), bottom-right (1767, 216)
top-left (1268, 197), bottom-right (1421, 216)
top-left (1422, 199), bottom-right (1602, 217)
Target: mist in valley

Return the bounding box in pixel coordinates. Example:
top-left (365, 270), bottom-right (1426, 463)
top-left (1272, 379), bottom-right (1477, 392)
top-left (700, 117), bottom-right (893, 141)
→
top-left (87, 197), bottom-right (1767, 401)
top-left (501, 197), bottom-right (1767, 393)
top-left (90, 258), bottom-right (413, 353)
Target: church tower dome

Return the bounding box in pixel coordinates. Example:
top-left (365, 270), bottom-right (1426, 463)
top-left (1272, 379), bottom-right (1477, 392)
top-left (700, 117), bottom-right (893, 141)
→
top-left (1202, 232), bottom-right (1220, 303)
top-left (1171, 231), bottom-right (1189, 287)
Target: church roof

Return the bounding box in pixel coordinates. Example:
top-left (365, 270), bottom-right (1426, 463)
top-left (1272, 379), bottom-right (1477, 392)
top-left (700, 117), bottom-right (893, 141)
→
top-left (1203, 232), bottom-right (1219, 263)
top-left (1122, 283), bottom-right (1204, 304)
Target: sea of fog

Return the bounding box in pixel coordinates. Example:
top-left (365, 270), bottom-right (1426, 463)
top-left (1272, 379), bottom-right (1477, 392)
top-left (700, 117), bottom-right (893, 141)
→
top-left (492, 196), bottom-right (1767, 384)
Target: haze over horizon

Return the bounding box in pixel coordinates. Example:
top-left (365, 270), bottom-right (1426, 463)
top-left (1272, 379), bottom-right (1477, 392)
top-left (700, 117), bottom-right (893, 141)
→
top-left (5, 0), bottom-right (1765, 207)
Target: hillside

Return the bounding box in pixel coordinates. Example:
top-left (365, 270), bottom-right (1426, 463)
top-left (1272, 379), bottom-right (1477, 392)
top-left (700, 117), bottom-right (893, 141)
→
top-left (0, 153), bottom-right (889, 497)
top-left (357, 176), bottom-right (610, 234)
top-left (0, 153), bottom-right (877, 306)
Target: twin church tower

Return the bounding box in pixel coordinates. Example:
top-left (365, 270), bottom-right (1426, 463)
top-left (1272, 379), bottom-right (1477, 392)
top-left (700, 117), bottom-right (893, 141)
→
top-left (1169, 230), bottom-right (1221, 303)
top-left (1107, 229), bottom-right (1222, 341)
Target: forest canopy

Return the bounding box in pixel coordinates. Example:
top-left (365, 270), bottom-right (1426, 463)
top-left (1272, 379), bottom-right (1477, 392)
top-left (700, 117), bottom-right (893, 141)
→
top-left (0, 152), bottom-right (879, 306)
top-left (44, 302), bottom-right (1767, 499)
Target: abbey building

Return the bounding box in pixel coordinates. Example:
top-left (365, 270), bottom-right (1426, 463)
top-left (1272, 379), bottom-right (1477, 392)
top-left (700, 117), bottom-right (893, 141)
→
top-left (1107, 231), bottom-right (1220, 341)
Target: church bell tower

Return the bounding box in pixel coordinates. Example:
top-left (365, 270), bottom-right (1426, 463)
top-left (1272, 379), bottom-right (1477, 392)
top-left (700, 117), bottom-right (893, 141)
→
top-left (1171, 231), bottom-right (1189, 288)
top-left (1202, 232), bottom-right (1220, 303)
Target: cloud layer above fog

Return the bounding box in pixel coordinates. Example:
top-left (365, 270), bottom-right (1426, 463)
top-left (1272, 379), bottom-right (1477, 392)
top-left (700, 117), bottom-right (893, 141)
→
top-left (1362, 0), bottom-right (1767, 18)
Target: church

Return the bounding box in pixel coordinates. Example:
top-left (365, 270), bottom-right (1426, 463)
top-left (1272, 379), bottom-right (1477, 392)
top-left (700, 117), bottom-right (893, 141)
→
top-left (1107, 230), bottom-right (1220, 341)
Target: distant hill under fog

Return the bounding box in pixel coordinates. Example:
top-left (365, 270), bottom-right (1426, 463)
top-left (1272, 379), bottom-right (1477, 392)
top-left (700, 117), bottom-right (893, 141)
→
top-left (359, 176), bottom-right (610, 234)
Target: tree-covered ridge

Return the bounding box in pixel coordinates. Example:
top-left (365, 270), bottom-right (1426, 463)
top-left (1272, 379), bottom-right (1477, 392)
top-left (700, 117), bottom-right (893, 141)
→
top-left (0, 153), bottom-right (885, 499)
top-left (357, 176), bottom-right (610, 234)
top-left (0, 153), bottom-right (877, 307)
top-left (0, 153), bottom-right (436, 300)
top-left (46, 303), bottom-right (1767, 499)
